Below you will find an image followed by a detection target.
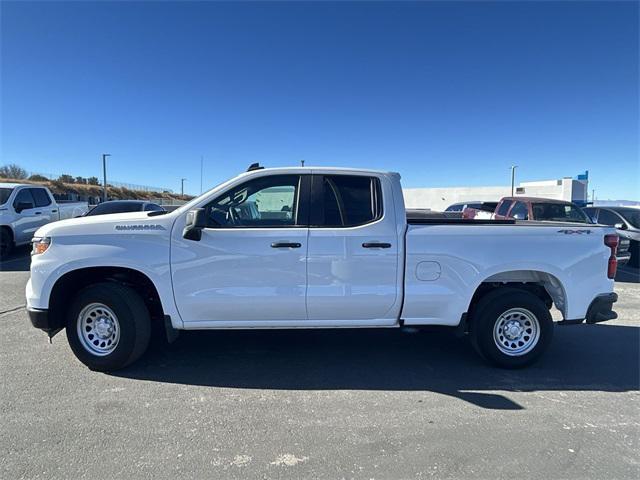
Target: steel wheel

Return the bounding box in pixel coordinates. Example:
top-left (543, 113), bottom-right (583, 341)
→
top-left (492, 307), bottom-right (540, 357)
top-left (77, 303), bottom-right (120, 356)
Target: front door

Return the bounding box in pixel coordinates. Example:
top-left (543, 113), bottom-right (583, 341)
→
top-left (172, 174), bottom-right (310, 324)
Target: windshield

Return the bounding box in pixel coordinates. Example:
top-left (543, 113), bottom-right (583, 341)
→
top-left (532, 203), bottom-right (590, 223)
top-left (0, 187), bottom-right (13, 205)
top-left (617, 209), bottom-right (640, 228)
top-left (173, 177), bottom-right (239, 215)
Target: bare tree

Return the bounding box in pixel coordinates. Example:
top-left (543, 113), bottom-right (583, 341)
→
top-left (0, 164), bottom-right (28, 179)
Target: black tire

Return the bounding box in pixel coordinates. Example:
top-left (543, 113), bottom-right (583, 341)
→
top-left (470, 287), bottom-right (553, 368)
top-left (629, 240), bottom-right (640, 269)
top-left (1, 228), bottom-right (13, 259)
top-left (66, 282), bottom-right (151, 371)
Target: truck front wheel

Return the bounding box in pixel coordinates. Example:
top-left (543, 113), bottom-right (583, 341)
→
top-left (470, 288), bottom-right (553, 368)
top-left (66, 283), bottom-right (151, 371)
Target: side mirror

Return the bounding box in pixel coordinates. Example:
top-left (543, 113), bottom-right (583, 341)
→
top-left (614, 222), bottom-right (626, 230)
top-left (15, 201), bottom-right (34, 213)
top-left (183, 208), bottom-right (207, 241)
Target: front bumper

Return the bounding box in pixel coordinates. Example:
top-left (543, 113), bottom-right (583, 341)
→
top-left (27, 307), bottom-right (63, 337)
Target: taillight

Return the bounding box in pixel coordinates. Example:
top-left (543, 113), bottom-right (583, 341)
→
top-left (604, 234), bottom-right (619, 279)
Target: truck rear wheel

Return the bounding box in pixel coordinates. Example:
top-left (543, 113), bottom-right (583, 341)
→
top-left (66, 283), bottom-right (151, 371)
top-left (470, 288), bottom-right (553, 368)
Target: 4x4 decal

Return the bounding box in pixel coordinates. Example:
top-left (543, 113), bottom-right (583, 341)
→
top-left (557, 229), bottom-right (592, 235)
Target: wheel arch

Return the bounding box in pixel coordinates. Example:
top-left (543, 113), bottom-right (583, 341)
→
top-left (1, 224), bottom-right (14, 242)
top-left (48, 266), bottom-right (165, 332)
top-left (466, 270), bottom-right (567, 322)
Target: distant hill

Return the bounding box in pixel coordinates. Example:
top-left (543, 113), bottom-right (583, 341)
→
top-left (0, 177), bottom-right (194, 205)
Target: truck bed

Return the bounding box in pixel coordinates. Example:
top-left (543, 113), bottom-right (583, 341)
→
top-left (407, 209), bottom-right (515, 225)
top-left (406, 210), bottom-right (598, 227)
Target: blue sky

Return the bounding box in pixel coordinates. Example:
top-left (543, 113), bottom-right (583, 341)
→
top-left (1, 1), bottom-right (638, 199)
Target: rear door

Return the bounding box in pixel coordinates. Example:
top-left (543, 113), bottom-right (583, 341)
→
top-left (11, 188), bottom-right (41, 244)
top-left (30, 187), bottom-right (56, 224)
top-left (306, 173), bottom-right (400, 324)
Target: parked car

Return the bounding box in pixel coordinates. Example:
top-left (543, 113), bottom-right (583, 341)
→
top-left (0, 183), bottom-right (88, 258)
top-left (445, 201), bottom-right (498, 213)
top-left (584, 206), bottom-right (640, 268)
top-left (445, 201), bottom-right (499, 217)
top-left (85, 200), bottom-right (165, 216)
top-left (27, 166), bottom-right (619, 371)
top-left (406, 208), bottom-right (463, 219)
top-left (494, 197), bottom-right (630, 266)
top-left (494, 197), bottom-right (592, 223)
top-left (463, 202), bottom-right (499, 220)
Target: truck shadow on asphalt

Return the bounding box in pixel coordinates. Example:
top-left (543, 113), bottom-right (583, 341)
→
top-left (616, 265), bottom-right (640, 283)
top-left (0, 246), bottom-right (31, 272)
top-left (111, 323), bottom-right (639, 410)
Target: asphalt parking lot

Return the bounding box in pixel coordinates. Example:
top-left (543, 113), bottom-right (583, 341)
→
top-left (1, 247), bottom-right (639, 479)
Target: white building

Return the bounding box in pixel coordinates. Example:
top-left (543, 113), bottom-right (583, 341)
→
top-left (403, 177), bottom-right (588, 211)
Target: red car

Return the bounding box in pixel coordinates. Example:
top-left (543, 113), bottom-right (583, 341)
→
top-left (494, 197), bottom-right (632, 266)
top-left (494, 197), bottom-right (592, 223)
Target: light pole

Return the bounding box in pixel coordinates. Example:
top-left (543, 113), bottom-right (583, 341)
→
top-left (181, 178), bottom-right (187, 199)
top-left (200, 156), bottom-right (204, 194)
top-left (102, 153), bottom-right (111, 202)
top-left (510, 165), bottom-right (518, 197)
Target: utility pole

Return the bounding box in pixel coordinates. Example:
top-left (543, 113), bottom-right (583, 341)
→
top-left (181, 178), bottom-right (187, 199)
top-left (301, 159), bottom-right (305, 167)
top-left (510, 165), bottom-right (518, 197)
top-left (200, 156), bottom-right (204, 194)
top-left (102, 153), bottom-right (111, 202)
top-left (592, 189), bottom-right (596, 203)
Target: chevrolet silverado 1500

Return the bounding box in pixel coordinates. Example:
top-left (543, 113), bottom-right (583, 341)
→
top-left (26, 167), bottom-right (619, 371)
top-left (1, 183), bottom-right (88, 258)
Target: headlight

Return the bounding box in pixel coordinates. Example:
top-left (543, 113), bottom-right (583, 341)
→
top-left (31, 237), bottom-right (51, 255)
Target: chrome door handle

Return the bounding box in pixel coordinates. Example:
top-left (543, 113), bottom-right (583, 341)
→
top-left (362, 242), bottom-right (391, 248)
top-left (271, 242), bottom-right (302, 248)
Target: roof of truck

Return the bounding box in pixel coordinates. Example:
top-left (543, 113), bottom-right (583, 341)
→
top-left (254, 166), bottom-right (398, 175)
top-left (0, 182), bottom-right (30, 189)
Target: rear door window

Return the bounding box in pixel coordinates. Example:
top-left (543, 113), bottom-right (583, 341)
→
top-left (30, 188), bottom-right (52, 207)
top-left (314, 175), bottom-right (383, 227)
top-left (532, 203), bottom-right (589, 223)
top-left (597, 209), bottom-right (623, 227)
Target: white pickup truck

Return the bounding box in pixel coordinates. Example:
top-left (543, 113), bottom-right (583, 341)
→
top-left (26, 166), bottom-right (620, 371)
top-left (1, 183), bottom-right (88, 258)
